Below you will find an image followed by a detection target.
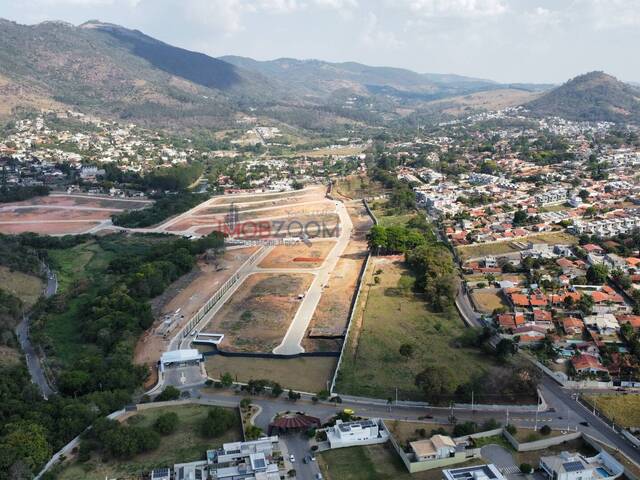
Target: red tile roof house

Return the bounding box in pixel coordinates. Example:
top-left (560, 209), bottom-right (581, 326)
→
top-left (513, 326), bottom-right (546, 345)
top-left (583, 244), bottom-right (604, 254)
top-left (571, 354), bottom-right (608, 375)
top-left (497, 313), bottom-right (526, 330)
top-left (510, 293), bottom-right (530, 308)
top-left (617, 314), bottom-right (640, 331)
top-left (562, 317), bottom-right (584, 335)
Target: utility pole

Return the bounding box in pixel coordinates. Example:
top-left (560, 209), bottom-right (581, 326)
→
top-left (395, 387), bottom-right (398, 405)
top-left (506, 408), bottom-right (509, 427)
top-left (471, 391), bottom-right (474, 412)
top-left (535, 407), bottom-right (539, 431)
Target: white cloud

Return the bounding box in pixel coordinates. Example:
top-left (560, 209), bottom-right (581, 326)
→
top-left (402, 0), bottom-right (507, 18)
top-left (576, 0), bottom-right (640, 29)
top-left (360, 12), bottom-right (403, 50)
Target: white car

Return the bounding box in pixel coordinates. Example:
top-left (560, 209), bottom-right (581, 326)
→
top-left (290, 454), bottom-right (295, 463)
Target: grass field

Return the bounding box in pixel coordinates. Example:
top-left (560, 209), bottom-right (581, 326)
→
top-left (584, 394), bottom-right (640, 428)
top-left (457, 242), bottom-right (521, 261)
top-left (335, 176), bottom-right (385, 200)
top-left (335, 257), bottom-right (496, 401)
top-left (205, 355), bottom-right (337, 393)
top-left (57, 404), bottom-right (242, 480)
top-left (0, 265), bottom-right (43, 306)
top-left (457, 231), bottom-right (578, 261)
top-left (318, 443), bottom-right (481, 480)
top-left (47, 241), bottom-right (111, 293)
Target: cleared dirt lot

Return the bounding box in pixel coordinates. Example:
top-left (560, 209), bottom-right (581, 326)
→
top-left (258, 240), bottom-right (336, 269)
top-left (303, 202), bottom-right (373, 352)
top-left (0, 194), bottom-right (145, 235)
top-left (205, 355), bottom-right (337, 393)
top-left (202, 272), bottom-right (314, 353)
top-left (471, 289), bottom-right (508, 314)
top-left (195, 192), bottom-right (324, 215)
top-left (0, 221), bottom-right (101, 235)
top-left (134, 247), bottom-right (258, 388)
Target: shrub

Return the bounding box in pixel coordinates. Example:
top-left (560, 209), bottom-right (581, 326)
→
top-left (200, 407), bottom-right (235, 438)
top-left (540, 425), bottom-right (552, 436)
top-left (240, 398), bottom-right (252, 410)
top-left (155, 386), bottom-right (180, 402)
top-left (505, 424), bottom-right (517, 435)
top-left (317, 389), bottom-right (330, 400)
top-left (520, 463), bottom-right (533, 474)
top-left (153, 412), bottom-right (179, 435)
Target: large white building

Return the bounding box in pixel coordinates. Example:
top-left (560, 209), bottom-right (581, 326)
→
top-left (442, 463), bottom-right (505, 480)
top-left (325, 418), bottom-right (389, 449)
top-left (539, 451), bottom-right (624, 480)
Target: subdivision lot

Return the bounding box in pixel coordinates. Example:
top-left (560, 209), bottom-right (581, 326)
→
top-left (135, 247), bottom-right (259, 388)
top-left (0, 194), bottom-right (146, 235)
top-left (302, 202), bottom-right (372, 352)
top-left (0, 265), bottom-right (44, 306)
top-left (202, 272), bottom-right (314, 352)
top-left (56, 404), bottom-right (241, 480)
top-left (457, 231), bottom-right (578, 261)
top-left (205, 355), bottom-right (337, 393)
top-left (583, 394), bottom-right (640, 428)
top-left (471, 289), bottom-right (508, 314)
top-left (214, 186), bottom-right (326, 205)
top-left (195, 191), bottom-right (324, 215)
top-left (335, 176), bottom-right (386, 200)
top-left (258, 240), bottom-right (336, 269)
top-left (318, 442), bottom-right (481, 480)
top-left (335, 257), bottom-right (495, 400)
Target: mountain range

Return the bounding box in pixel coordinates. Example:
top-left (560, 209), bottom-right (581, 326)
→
top-left (0, 18), bottom-right (638, 131)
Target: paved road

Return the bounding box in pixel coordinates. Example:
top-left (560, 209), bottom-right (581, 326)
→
top-left (481, 445), bottom-right (522, 477)
top-left (15, 265), bottom-right (57, 399)
top-left (455, 282), bottom-right (484, 328)
top-left (274, 200), bottom-right (353, 354)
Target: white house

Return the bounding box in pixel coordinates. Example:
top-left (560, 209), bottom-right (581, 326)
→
top-left (540, 451), bottom-right (623, 480)
top-left (584, 314), bottom-right (620, 335)
top-left (325, 418), bottom-right (389, 449)
top-left (442, 463), bottom-right (506, 480)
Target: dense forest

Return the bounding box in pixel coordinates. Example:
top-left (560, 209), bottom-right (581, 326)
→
top-left (0, 231), bottom-right (224, 479)
top-left (0, 185), bottom-right (50, 204)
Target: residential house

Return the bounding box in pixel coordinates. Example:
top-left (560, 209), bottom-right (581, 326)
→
top-left (584, 314), bottom-right (620, 336)
top-left (562, 317), bottom-right (584, 336)
top-left (539, 451), bottom-right (623, 480)
top-left (410, 435), bottom-right (456, 462)
top-left (571, 354), bottom-right (608, 375)
top-left (443, 464), bottom-right (506, 480)
top-left (325, 418), bottom-right (389, 449)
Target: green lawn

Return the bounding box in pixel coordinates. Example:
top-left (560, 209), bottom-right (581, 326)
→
top-left (318, 443), bottom-right (482, 480)
top-left (335, 258), bottom-right (496, 401)
top-left (57, 404), bottom-right (242, 480)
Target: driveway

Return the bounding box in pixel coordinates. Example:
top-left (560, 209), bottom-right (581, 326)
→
top-left (163, 365), bottom-right (205, 388)
top-left (480, 445), bottom-right (521, 476)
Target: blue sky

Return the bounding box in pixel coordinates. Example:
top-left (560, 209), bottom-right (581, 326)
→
top-left (2, 0), bottom-right (640, 84)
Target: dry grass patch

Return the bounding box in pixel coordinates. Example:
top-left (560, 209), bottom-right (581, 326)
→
top-left (205, 355), bottom-right (337, 393)
top-left (0, 265), bottom-right (43, 306)
top-left (471, 289), bottom-right (508, 314)
top-left (584, 394), bottom-right (640, 428)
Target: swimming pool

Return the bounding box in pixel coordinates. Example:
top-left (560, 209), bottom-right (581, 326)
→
top-left (596, 467), bottom-right (610, 477)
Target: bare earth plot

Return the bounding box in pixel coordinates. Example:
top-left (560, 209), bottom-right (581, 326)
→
top-left (202, 272), bottom-right (314, 352)
top-left (195, 191), bottom-right (324, 215)
top-left (471, 289), bottom-right (508, 314)
top-left (0, 194), bottom-right (148, 235)
top-left (303, 202), bottom-right (373, 352)
top-left (258, 240), bottom-right (336, 269)
top-left (134, 247), bottom-right (258, 388)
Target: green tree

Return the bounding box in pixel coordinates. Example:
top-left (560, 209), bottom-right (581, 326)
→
top-left (220, 372), bottom-right (234, 388)
top-left (0, 422), bottom-right (51, 474)
top-left (155, 386), bottom-right (181, 402)
top-left (586, 264), bottom-right (609, 284)
top-left (200, 407), bottom-right (235, 438)
top-left (153, 412), bottom-right (179, 435)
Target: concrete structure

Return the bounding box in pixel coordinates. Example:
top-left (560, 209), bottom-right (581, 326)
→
top-left (442, 463), bottom-right (506, 480)
top-left (536, 189), bottom-right (568, 206)
top-left (325, 418), bottom-right (389, 449)
top-left (159, 349), bottom-right (203, 373)
top-left (584, 314), bottom-right (620, 336)
top-left (539, 451), bottom-right (624, 480)
top-left (150, 468), bottom-right (171, 480)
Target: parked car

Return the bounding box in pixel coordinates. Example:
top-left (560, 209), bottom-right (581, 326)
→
top-left (290, 454), bottom-right (295, 463)
top-left (315, 474), bottom-right (324, 480)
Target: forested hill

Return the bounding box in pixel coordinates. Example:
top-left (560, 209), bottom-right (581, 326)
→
top-left (526, 71), bottom-right (640, 124)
